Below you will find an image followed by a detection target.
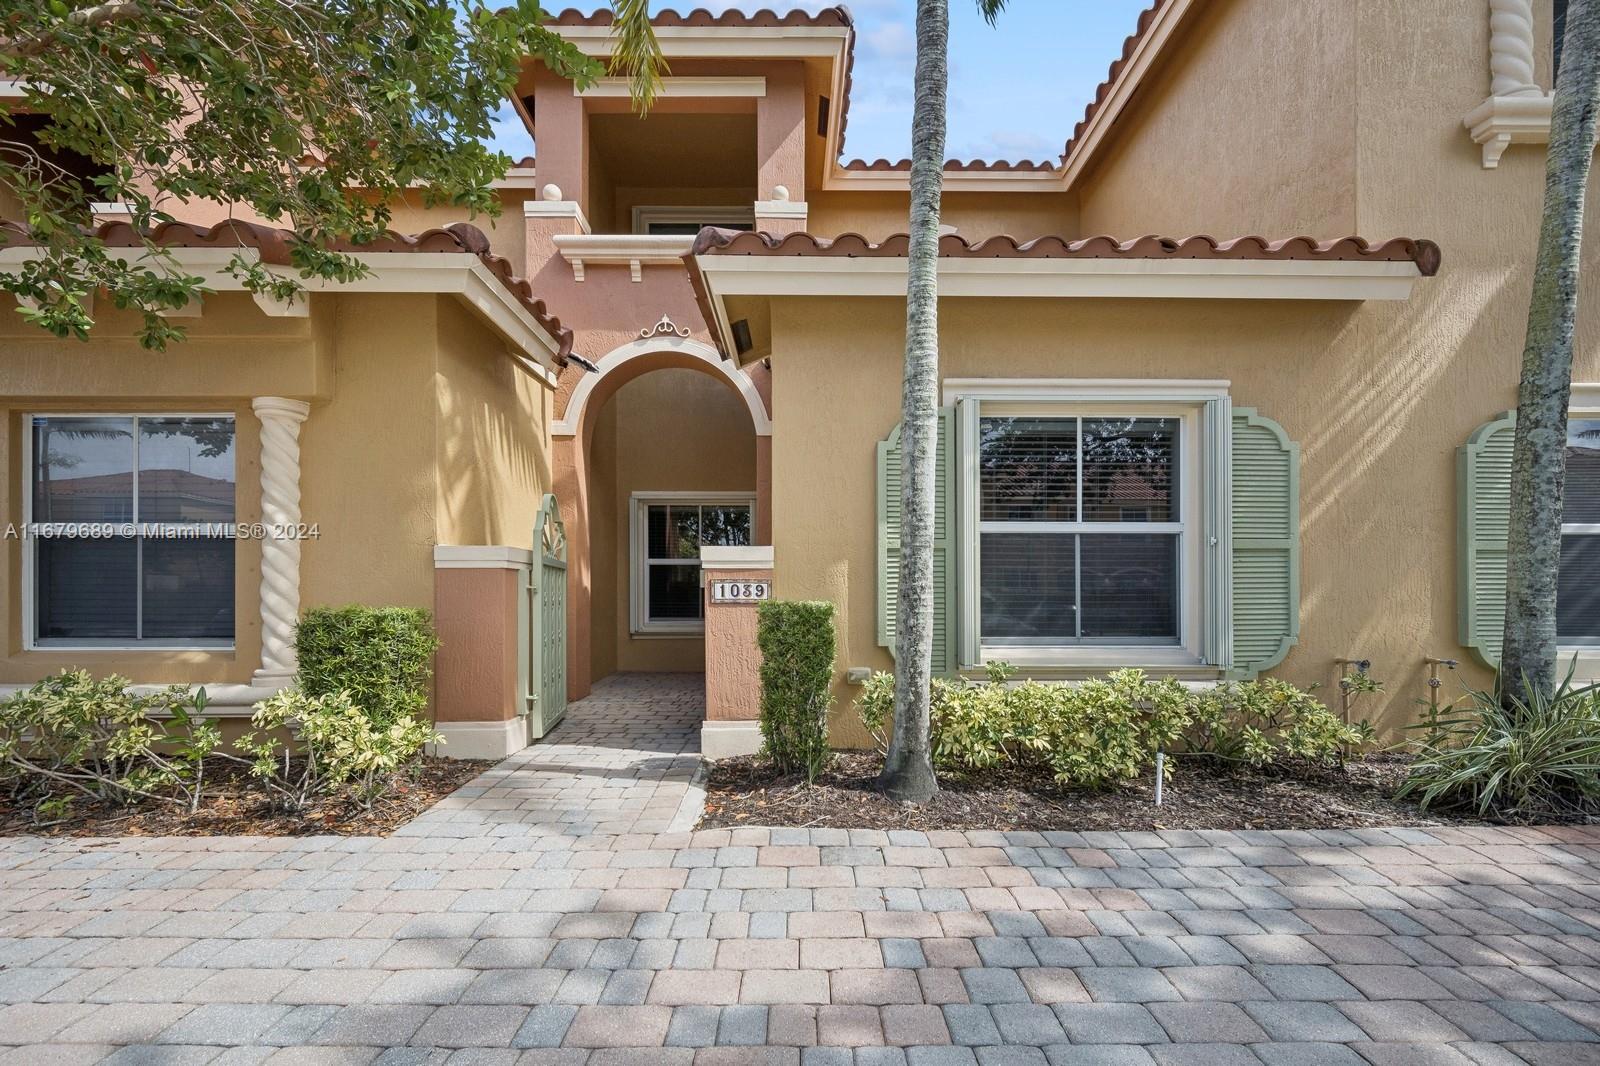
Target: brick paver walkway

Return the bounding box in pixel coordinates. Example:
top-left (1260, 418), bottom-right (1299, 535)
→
top-left (404, 672), bottom-right (704, 839)
top-left (3, 677), bottom-right (1600, 1063)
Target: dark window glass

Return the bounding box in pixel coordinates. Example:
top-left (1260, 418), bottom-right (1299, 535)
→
top-left (979, 417), bottom-right (1077, 521)
top-left (1565, 420), bottom-right (1600, 524)
top-left (142, 538), bottom-right (235, 639)
top-left (1082, 417), bottom-right (1177, 523)
top-left (648, 564), bottom-right (703, 621)
top-left (30, 415), bottom-right (234, 644)
top-left (35, 537), bottom-right (137, 640)
top-left (1560, 535), bottom-right (1600, 642)
top-left (32, 416), bottom-right (134, 522)
top-left (642, 502), bottom-right (752, 626)
top-left (1079, 534), bottom-right (1179, 639)
top-left (702, 506), bottom-right (752, 548)
top-left (980, 532), bottom-right (1076, 642)
top-left (138, 418), bottom-right (236, 522)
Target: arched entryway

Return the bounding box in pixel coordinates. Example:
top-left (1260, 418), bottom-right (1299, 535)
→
top-left (553, 326), bottom-right (772, 700)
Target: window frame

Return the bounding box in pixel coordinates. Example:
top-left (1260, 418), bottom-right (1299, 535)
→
top-left (947, 380), bottom-right (1231, 671)
top-left (631, 205), bottom-right (756, 236)
top-left (22, 411), bottom-right (238, 652)
top-left (628, 491), bottom-right (756, 636)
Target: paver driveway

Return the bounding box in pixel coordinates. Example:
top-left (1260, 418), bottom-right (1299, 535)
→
top-left (3, 676), bottom-right (1600, 1065)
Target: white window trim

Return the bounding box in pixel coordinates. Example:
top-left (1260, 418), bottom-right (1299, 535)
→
top-left (629, 491), bottom-right (756, 637)
top-left (948, 380), bottom-right (1231, 672)
top-left (631, 205), bottom-right (756, 236)
top-left (22, 411), bottom-right (238, 652)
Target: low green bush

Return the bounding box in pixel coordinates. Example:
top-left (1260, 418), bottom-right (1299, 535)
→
top-left (239, 689), bottom-right (440, 811)
top-left (857, 666), bottom-right (1367, 791)
top-left (1398, 676), bottom-right (1600, 820)
top-left (0, 670), bottom-right (220, 819)
top-left (296, 606), bottom-right (439, 727)
top-left (757, 600), bottom-right (835, 782)
top-left (1188, 678), bottom-right (1372, 768)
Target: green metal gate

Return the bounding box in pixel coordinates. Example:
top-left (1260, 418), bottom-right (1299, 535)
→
top-left (522, 493), bottom-right (568, 739)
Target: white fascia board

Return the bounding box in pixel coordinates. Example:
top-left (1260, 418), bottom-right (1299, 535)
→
top-left (694, 254), bottom-right (1424, 302)
top-left (577, 76), bottom-right (766, 98)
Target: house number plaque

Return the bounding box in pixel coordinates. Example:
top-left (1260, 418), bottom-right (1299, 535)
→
top-left (710, 580), bottom-right (771, 604)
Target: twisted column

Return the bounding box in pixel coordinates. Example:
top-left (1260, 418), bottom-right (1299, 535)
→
top-left (1489, 0), bottom-right (1541, 96)
top-left (251, 397), bottom-right (310, 688)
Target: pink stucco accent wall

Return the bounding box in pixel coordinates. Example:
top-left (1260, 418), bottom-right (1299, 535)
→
top-left (702, 563), bottom-right (772, 722)
top-left (433, 566), bottom-right (520, 724)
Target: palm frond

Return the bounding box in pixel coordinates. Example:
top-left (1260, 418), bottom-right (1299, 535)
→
top-left (976, 0), bottom-right (1008, 27)
top-left (607, 0), bottom-right (665, 114)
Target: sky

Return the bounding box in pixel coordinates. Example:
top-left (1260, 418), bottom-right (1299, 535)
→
top-left (492, 1), bottom-right (1154, 164)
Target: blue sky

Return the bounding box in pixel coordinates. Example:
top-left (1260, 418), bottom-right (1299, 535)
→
top-left (493, 1), bottom-right (1153, 163)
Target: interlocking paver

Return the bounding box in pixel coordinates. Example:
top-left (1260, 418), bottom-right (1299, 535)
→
top-left (5, 676), bottom-right (1600, 1063)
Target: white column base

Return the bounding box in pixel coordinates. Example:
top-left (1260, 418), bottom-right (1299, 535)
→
top-left (429, 717), bottom-right (530, 760)
top-left (701, 719), bottom-right (762, 759)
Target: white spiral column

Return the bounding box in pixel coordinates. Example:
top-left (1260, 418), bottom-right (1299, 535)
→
top-left (251, 397), bottom-right (310, 689)
top-left (1489, 0), bottom-right (1541, 97)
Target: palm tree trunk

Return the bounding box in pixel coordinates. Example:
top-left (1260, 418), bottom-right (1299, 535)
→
top-left (1501, 0), bottom-right (1600, 706)
top-left (877, 0), bottom-right (947, 805)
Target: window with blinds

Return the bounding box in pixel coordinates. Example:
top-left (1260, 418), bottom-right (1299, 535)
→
top-left (631, 496), bottom-right (754, 633)
top-left (1560, 418), bottom-right (1600, 644)
top-left (977, 414), bottom-right (1181, 647)
top-left (28, 414), bottom-right (236, 648)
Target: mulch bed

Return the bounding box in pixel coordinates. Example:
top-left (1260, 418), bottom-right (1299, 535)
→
top-left (700, 752), bottom-right (1503, 832)
top-left (0, 756), bottom-right (492, 837)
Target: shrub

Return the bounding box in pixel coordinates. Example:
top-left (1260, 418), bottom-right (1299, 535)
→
top-left (1398, 676), bottom-right (1600, 820)
top-left (859, 665), bottom-right (1192, 790)
top-left (296, 606), bottom-right (439, 727)
top-left (0, 670), bottom-right (219, 818)
top-left (1187, 678), bottom-right (1370, 768)
top-left (856, 667), bottom-right (1366, 791)
top-left (238, 688), bottom-right (440, 810)
top-left (757, 600), bottom-right (836, 782)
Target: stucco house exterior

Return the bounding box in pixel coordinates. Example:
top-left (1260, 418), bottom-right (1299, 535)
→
top-left (1, 1), bottom-right (1597, 759)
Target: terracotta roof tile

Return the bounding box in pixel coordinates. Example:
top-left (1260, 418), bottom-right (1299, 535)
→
top-left (1061, 0), bottom-right (1173, 164)
top-left (0, 219), bottom-right (574, 363)
top-left (688, 229), bottom-right (1443, 276)
top-left (545, 6), bottom-right (851, 29)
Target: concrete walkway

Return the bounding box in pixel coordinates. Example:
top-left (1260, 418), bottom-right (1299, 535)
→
top-left (2, 676), bottom-right (1600, 1064)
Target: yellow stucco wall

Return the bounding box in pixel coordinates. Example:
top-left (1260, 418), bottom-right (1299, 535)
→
top-left (752, 0), bottom-right (1600, 746)
top-left (0, 291), bottom-right (556, 694)
top-left (586, 368), bottom-right (759, 676)
top-left (808, 190), bottom-right (1078, 244)
top-left (767, 283), bottom-right (1600, 746)
top-left (432, 297), bottom-right (552, 550)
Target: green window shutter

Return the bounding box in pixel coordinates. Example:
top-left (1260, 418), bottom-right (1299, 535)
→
top-left (877, 407), bottom-right (957, 675)
top-left (1458, 412), bottom-right (1516, 668)
top-left (1230, 409), bottom-right (1301, 676)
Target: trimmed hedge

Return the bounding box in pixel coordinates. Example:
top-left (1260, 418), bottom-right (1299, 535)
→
top-left (757, 600), bottom-right (835, 782)
top-left (295, 606), bottom-right (438, 727)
